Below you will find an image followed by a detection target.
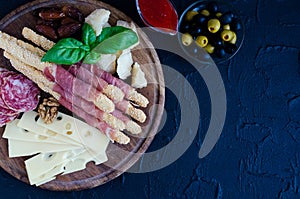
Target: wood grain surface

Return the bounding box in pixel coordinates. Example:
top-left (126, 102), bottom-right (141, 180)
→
top-left (0, 0), bottom-right (165, 191)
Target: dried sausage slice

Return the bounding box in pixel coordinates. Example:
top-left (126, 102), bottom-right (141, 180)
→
top-left (1, 74), bottom-right (40, 112)
top-left (0, 112), bottom-right (18, 127)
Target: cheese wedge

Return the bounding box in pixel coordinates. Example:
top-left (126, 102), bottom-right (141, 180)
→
top-left (85, 9), bottom-right (110, 36)
top-left (117, 49), bottom-right (133, 80)
top-left (131, 62), bottom-right (147, 88)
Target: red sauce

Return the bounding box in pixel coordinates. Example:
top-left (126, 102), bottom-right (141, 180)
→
top-left (137, 0), bottom-right (178, 34)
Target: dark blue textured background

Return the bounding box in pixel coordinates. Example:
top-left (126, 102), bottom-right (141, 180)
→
top-left (0, 0), bottom-right (300, 198)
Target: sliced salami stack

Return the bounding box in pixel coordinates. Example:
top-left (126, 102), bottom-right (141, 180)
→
top-left (0, 68), bottom-right (40, 127)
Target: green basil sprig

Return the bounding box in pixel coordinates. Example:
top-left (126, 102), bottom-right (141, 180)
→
top-left (41, 23), bottom-right (139, 65)
top-left (91, 26), bottom-right (138, 54)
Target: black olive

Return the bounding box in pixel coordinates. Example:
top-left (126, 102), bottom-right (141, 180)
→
top-left (207, 1), bottom-right (219, 13)
top-left (214, 47), bottom-right (226, 58)
top-left (220, 12), bottom-right (235, 24)
top-left (190, 26), bottom-right (203, 39)
top-left (192, 14), bottom-right (207, 25)
top-left (211, 38), bottom-right (223, 47)
top-left (192, 3), bottom-right (207, 12)
top-left (230, 19), bottom-right (242, 31)
top-left (180, 23), bottom-right (191, 33)
top-left (225, 43), bottom-right (238, 54)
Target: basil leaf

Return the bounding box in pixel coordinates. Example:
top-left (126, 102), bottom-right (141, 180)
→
top-left (82, 23), bottom-right (96, 46)
top-left (83, 51), bottom-right (101, 64)
top-left (92, 26), bottom-right (138, 54)
top-left (42, 38), bottom-right (88, 65)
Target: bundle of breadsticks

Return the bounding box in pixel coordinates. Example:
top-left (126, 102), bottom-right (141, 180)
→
top-left (0, 28), bottom-right (149, 145)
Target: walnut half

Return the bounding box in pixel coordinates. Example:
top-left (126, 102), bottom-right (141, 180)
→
top-left (38, 97), bottom-right (60, 124)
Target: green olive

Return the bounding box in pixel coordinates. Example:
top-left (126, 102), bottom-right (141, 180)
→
top-left (229, 32), bottom-right (237, 44)
top-left (181, 33), bottom-right (193, 46)
top-left (221, 30), bottom-right (234, 41)
top-left (200, 9), bottom-right (210, 17)
top-left (196, 35), bottom-right (208, 47)
top-left (223, 24), bottom-right (230, 30)
top-left (204, 44), bottom-right (215, 54)
top-left (216, 12), bottom-right (222, 17)
top-left (207, 19), bottom-right (221, 33)
top-left (185, 11), bottom-right (198, 21)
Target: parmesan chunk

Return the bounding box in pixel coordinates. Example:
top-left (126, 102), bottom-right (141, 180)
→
top-left (96, 54), bottom-right (117, 74)
top-left (117, 49), bottom-right (133, 79)
top-left (85, 9), bottom-right (110, 36)
top-left (131, 62), bottom-right (147, 88)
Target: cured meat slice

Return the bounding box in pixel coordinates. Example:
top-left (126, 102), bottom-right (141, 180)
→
top-left (0, 71), bottom-right (16, 109)
top-left (0, 105), bottom-right (19, 116)
top-left (0, 67), bottom-right (8, 72)
top-left (0, 112), bottom-right (18, 127)
top-left (1, 74), bottom-right (40, 112)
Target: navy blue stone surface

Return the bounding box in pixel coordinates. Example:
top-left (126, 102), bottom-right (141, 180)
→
top-left (0, 0), bottom-right (300, 198)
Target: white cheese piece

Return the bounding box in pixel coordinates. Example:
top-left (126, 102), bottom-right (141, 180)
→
top-left (116, 20), bottom-right (139, 48)
top-left (131, 62), bottom-right (147, 88)
top-left (85, 9), bottom-right (110, 36)
top-left (103, 22), bottom-right (111, 28)
top-left (3, 120), bottom-right (65, 145)
top-left (30, 164), bottom-right (65, 185)
top-left (25, 149), bottom-right (84, 181)
top-left (96, 54), bottom-right (117, 74)
top-left (8, 139), bottom-right (81, 157)
top-left (117, 49), bottom-right (133, 80)
top-left (62, 150), bottom-right (108, 175)
top-left (35, 177), bottom-right (56, 187)
top-left (37, 111), bottom-right (110, 154)
top-left (18, 111), bottom-right (81, 147)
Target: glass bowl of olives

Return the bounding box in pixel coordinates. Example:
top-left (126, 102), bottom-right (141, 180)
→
top-left (178, 0), bottom-right (245, 63)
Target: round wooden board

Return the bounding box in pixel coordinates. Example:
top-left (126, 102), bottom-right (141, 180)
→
top-left (0, 0), bottom-right (165, 191)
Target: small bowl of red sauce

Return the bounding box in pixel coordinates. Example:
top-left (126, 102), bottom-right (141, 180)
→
top-left (178, 0), bottom-right (245, 63)
top-left (136, 0), bottom-right (178, 35)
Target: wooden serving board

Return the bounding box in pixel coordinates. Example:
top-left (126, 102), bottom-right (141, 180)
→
top-left (0, 0), bottom-right (165, 191)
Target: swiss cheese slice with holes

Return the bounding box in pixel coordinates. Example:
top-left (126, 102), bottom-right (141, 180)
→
top-left (25, 149), bottom-right (84, 182)
top-left (18, 111), bottom-right (82, 147)
top-left (62, 150), bottom-right (108, 175)
top-left (8, 139), bottom-right (82, 158)
top-left (36, 111), bottom-right (110, 154)
top-left (3, 120), bottom-right (65, 145)
top-left (30, 164), bottom-right (65, 186)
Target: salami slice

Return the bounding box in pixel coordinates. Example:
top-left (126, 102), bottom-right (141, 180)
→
top-left (1, 74), bottom-right (40, 112)
top-left (0, 67), bottom-right (8, 73)
top-left (0, 112), bottom-right (18, 127)
top-left (0, 105), bottom-right (19, 116)
top-left (0, 71), bottom-right (16, 109)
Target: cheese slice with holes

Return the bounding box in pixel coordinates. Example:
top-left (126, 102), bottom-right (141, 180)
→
top-left (62, 150), bottom-right (108, 175)
top-left (35, 177), bottom-right (56, 187)
top-left (36, 111), bottom-right (110, 153)
top-left (25, 149), bottom-right (84, 181)
top-left (30, 164), bottom-right (65, 185)
top-left (18, 111), bottom-right (81, 146)
top-left (3, 120), bottom-right (65, 145)
top-left (8, 139), bottom-right (82, 157)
